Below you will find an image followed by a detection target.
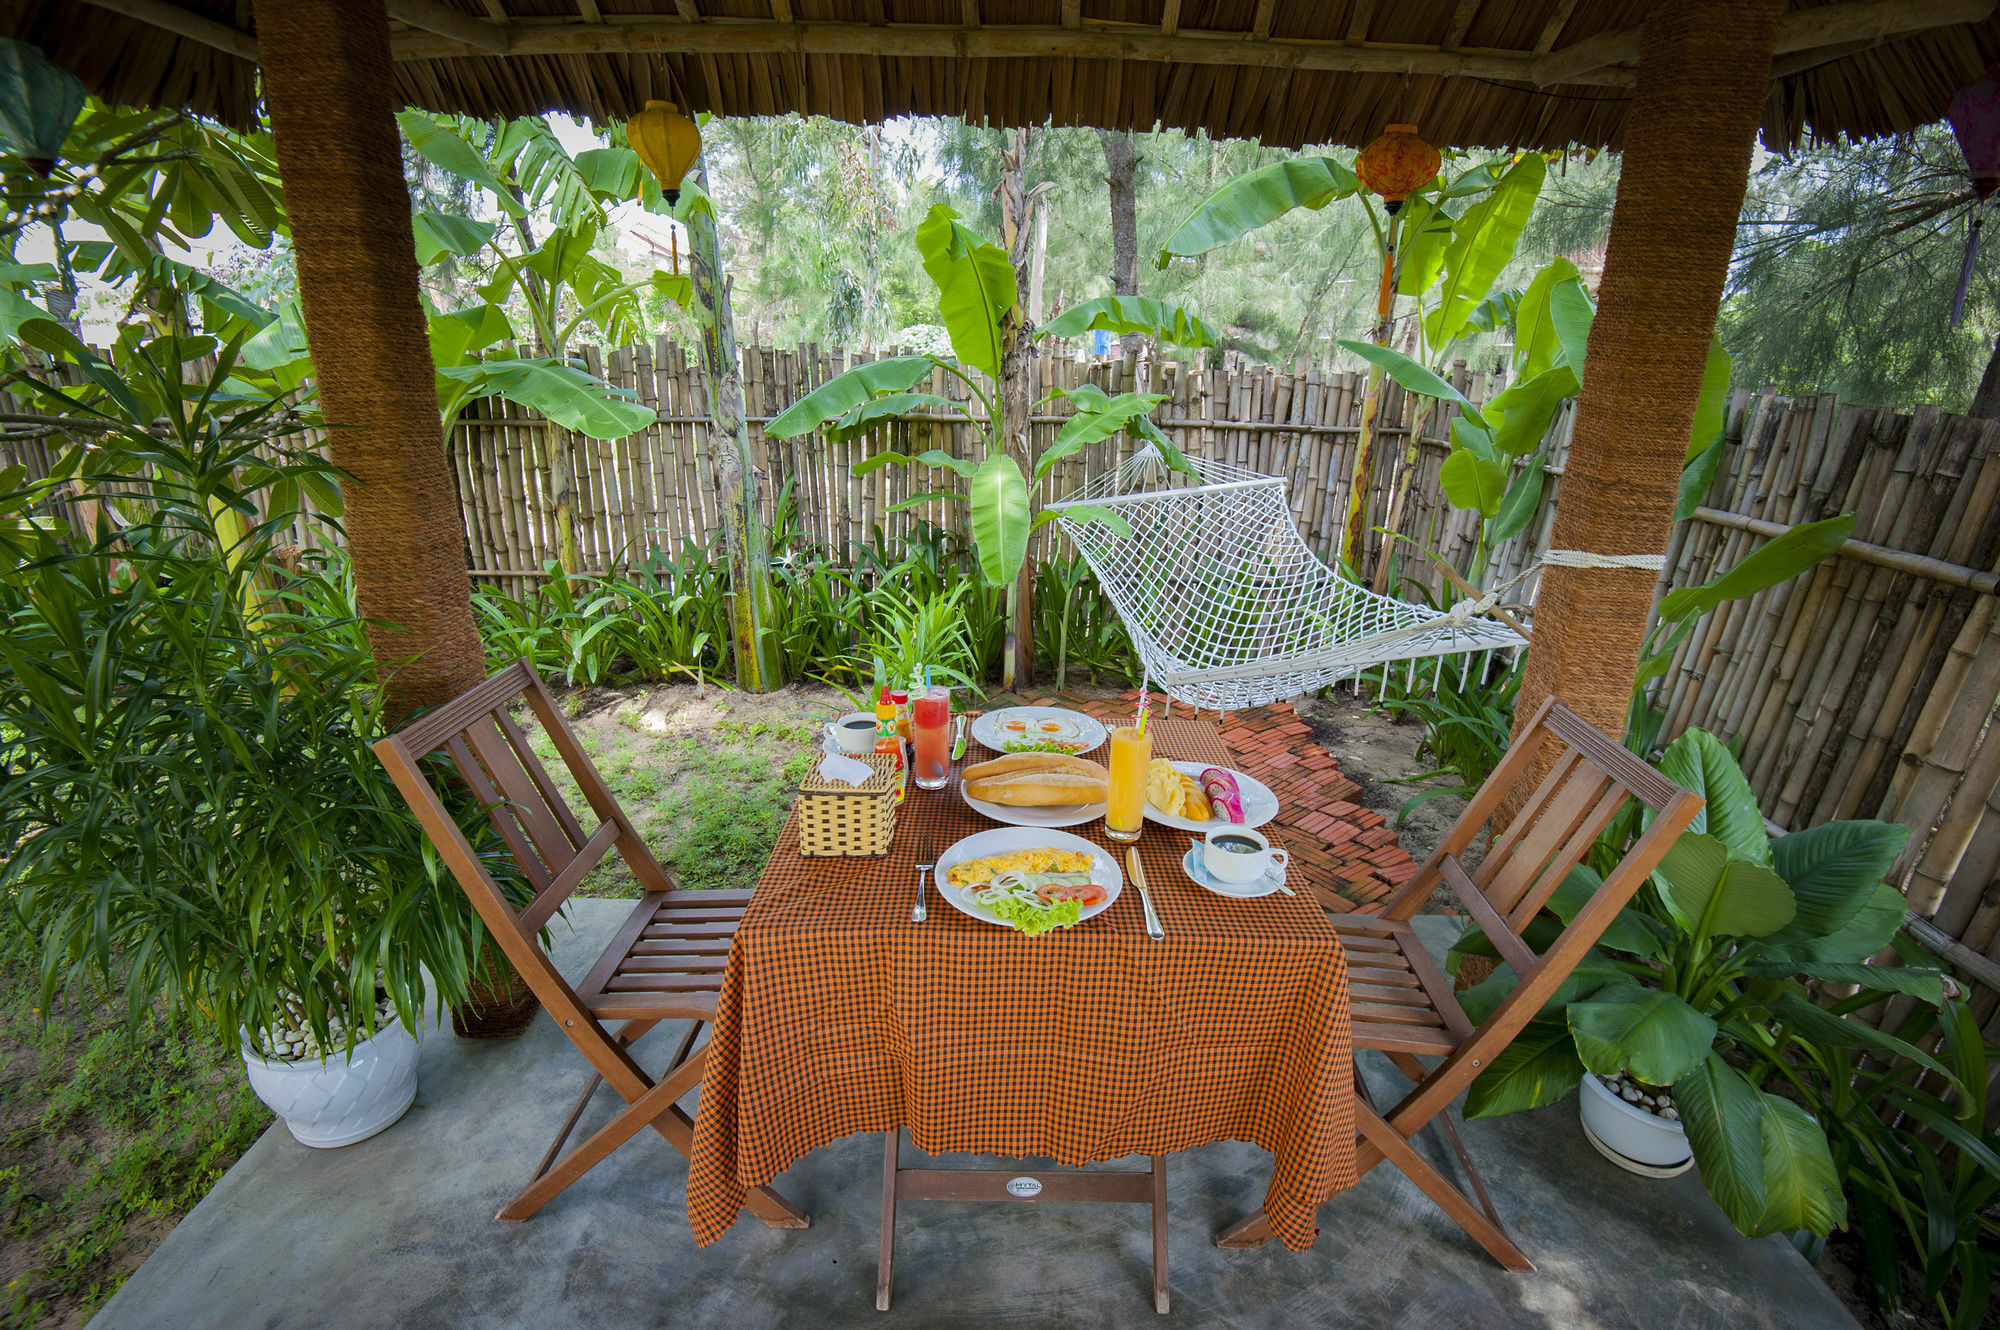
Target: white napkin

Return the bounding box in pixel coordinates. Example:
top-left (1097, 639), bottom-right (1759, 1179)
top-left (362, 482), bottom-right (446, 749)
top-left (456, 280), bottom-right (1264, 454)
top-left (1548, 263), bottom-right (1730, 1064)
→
top-left (817, 753), bottom-right (874, 786)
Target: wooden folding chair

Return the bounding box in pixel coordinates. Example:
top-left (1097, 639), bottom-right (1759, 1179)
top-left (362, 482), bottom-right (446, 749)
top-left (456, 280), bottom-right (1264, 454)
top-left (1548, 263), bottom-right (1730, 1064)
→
top-left (1218, 697), bottom-right (1702, 1269)
top-left (372, 659), bottom-right (807, 1231)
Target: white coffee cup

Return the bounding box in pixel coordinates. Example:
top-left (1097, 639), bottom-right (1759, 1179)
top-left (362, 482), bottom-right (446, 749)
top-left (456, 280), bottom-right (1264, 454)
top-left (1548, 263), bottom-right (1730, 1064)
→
top-left (1203, 826), bottom-right (1288, 885)
top-left (824, 711), bottom-right (881, 755)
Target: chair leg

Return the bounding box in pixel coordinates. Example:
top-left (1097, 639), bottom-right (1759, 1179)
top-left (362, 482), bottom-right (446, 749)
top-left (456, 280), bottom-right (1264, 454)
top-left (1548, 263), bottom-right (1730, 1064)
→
top-left (1356, 1103), bottom-right (1535, 1272)
top-left (525, 1020), bottom-right (664, 1184)
top-left (1150, 1153), bottom-right (1170, 1315)
top-left (876, 1131), bottom-right (899, 1312)
top-left (498, 1040), bottom-right (711, 1221)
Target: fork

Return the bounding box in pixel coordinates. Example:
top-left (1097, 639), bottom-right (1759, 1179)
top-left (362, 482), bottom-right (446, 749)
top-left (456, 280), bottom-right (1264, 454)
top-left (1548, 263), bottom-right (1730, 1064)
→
top-left (912, 827), bottom-right (934, 923)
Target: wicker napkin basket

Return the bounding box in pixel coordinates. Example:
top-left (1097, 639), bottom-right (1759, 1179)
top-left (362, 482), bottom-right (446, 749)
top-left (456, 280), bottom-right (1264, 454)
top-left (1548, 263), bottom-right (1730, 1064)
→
top-left (797, 753), bottom-right (902, 856)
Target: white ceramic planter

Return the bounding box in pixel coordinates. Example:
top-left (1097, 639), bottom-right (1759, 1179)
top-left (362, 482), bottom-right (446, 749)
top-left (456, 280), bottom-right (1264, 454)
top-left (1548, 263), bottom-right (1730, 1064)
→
top-left (1578, 1072), bottom-right (1693, 1176)
top-left (241, 1019), bottom-right (421, 1149)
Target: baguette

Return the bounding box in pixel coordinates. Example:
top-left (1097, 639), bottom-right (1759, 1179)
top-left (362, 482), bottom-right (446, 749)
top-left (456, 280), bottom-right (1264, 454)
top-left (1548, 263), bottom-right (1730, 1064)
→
top-left (963, 752), bottom-right (1109, 806)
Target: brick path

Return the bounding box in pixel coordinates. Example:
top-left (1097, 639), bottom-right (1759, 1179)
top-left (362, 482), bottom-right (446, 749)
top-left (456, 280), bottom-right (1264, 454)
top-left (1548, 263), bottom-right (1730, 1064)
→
top-left (993, 688), bottom-right (1415, 915)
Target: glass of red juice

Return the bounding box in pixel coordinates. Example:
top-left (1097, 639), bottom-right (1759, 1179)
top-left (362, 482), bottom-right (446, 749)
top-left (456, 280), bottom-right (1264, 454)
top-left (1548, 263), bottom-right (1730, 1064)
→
top-left (911, 686), bottom-right (951, 790)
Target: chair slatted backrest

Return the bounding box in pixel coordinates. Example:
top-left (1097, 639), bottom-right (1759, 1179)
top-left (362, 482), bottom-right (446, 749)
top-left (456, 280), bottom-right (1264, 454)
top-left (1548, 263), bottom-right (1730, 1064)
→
top-left (372, 660), bottom-right (676, 999)
top-left (1381, 698), bottom-right (1703, 1125)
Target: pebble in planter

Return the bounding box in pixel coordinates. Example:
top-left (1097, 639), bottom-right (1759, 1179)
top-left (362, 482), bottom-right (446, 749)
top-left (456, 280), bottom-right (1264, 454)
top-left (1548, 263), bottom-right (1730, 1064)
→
top-left (241, 995), bottom-right (422, 1149)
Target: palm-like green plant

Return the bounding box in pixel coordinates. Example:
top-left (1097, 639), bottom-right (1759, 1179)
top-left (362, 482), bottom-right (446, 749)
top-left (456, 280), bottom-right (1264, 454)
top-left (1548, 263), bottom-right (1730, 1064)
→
top-left (766, 203), bottom-right (1208, 624)
top-left (1449, 727), bottom-right (1954, 1246)
top-left (0, 332), bottom-right (500, 1055)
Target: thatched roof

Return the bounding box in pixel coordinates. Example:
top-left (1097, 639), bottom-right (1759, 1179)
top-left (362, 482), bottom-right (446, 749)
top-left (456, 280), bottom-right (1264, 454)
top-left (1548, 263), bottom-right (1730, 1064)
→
top-left (27, 1), bottom-right (2000, 151)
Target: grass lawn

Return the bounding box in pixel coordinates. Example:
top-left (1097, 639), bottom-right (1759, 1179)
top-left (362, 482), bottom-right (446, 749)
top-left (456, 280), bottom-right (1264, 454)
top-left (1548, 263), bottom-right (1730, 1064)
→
top-left (0, 937), bottom-right (267, 1330)
top-left (0, 681), bottom-right (837, 1326)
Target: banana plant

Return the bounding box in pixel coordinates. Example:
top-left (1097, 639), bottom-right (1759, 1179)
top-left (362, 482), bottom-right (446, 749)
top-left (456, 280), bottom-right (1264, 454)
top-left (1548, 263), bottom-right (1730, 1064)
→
top-left (1449, 727), bottom-right (1946, 1242)
top-left (767, 203), bottom-right (1203, 617)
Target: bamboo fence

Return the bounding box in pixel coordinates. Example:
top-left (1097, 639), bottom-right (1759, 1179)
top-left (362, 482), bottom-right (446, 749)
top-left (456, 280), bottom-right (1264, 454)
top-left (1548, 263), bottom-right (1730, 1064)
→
top-left (8, 342), bottom-right (2000, 1042)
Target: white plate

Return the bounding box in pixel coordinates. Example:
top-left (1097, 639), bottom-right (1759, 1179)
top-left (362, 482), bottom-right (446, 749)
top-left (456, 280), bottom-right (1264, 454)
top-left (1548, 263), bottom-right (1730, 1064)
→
top-left (972, 706), bottom-right (1108, 757)
top-left (958, 777), bottom-right (1107, 829)
top-left (1143, 761), bottom-right (1280, 834)
top-left (934, 827), bottom-right (1123, 930)
top-left (1181, 843), bottom-right (1285, 899)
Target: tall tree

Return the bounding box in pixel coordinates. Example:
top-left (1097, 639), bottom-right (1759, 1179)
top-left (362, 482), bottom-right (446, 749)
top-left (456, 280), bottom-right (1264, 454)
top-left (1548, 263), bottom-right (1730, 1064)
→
top-left (1098, 129), bottom-right (1142, 354)
top-left (1724, 124), bottom-right (1997, 413)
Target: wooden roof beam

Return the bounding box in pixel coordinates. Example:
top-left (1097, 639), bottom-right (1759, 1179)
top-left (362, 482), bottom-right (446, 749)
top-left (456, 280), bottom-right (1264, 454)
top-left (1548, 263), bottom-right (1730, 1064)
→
top-left (1532, 0), bottom-right (1997, 85)
top-left (386, 18), bottom-right (1634, 84)
top-left (385, 0), bottom-right (514, 53)
top-left (77, 0), bottom-right (259, 62)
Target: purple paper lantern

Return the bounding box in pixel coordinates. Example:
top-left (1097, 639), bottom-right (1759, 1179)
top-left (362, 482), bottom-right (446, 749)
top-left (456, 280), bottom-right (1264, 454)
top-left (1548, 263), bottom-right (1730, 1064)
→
top-left (1946, 71), bottom-right (2000, 325)
top-left (1949, 70), bottom-right (2000, 199)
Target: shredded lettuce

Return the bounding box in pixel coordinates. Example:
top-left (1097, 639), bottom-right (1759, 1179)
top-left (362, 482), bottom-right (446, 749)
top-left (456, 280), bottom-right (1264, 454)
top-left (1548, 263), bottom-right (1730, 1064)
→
top-left (966, 870), bottom-right (1091, 936)
top-left (987, 893), bottom-right (1083, 936)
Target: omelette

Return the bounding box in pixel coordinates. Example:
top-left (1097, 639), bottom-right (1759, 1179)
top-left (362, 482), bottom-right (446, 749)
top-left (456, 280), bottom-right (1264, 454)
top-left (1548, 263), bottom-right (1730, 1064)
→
top-left (945, 847), bottom-right (1095, 887)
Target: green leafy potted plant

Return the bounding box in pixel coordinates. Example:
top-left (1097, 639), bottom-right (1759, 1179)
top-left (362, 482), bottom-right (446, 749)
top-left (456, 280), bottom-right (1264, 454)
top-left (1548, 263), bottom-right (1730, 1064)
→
top-left (1451, 727), bottom-right (1946, 1239)
top-left (0, 330), bottom-right (498, 1144)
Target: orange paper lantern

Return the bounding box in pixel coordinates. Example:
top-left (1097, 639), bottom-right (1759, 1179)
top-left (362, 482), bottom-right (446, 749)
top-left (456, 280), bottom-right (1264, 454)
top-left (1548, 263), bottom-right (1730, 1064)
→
top-left (1355, 124), bottom-right (1440, 211)
top-left (625, 99), bottom-right (702, 205)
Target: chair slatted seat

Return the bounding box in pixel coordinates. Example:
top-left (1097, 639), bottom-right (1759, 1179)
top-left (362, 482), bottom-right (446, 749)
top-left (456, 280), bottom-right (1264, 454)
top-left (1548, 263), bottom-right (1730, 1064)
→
top-left (373, 660), bottom-right (807, 1231)
top-left (1220, 697), bottom-right (1702, 1269)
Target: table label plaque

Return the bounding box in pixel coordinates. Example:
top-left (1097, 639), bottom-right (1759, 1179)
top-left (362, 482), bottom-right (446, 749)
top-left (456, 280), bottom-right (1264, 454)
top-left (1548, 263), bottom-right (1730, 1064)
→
top-left (1005, 1176), bottom-right (1043, 1199)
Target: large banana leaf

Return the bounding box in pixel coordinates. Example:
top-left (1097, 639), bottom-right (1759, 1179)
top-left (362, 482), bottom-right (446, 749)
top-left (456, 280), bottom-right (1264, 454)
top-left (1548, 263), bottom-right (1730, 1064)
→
top-left (435, 358), bottom-right (655, 439)
top-left (1424, 154), bottom-right (1545, 352)
top-left (396, 111), bottom-right (525, 218)
top-left (1491, 455), bottom-right (1547, 542)
top-left (1767, 992), bottom-right (1961, 1086)
top-left (1676, 1052), bottom-right (1769, 1234)
top-left (1756, 881), bottom-right (1907, 965)
top-left (824, 392), bottom-right (963, 445)
top-left (968, 452), bottom-right (1030, 586)
top-left (1512, 258), bottom-right (1582, 378)
top-left (1038, 385), bottom-right (1165, 478)
top-left (1440, 449), bottom-right (1508, 518)
top-left (1688, 337), bottom-right (1733, 463)
top-left (1486, 363), bottom-right (1579, 456)
top-left (1038, 296), bottom-right (1215, 349)
top-left (1740, 957), bottom-right (1944, 1004)
top-left (412, 210), bottom-right (497, 264)
top-left (1656, 833), bottom-right (1796, 940)
top-left (1567, 983), bottom-right (1717, 1085)
top-left (1656, 729), bottom-right (1775, 866)
top-left (1656, 514), bottom-right (1855, 624)
top-left (1751, 1094), bottom-right (1845, 1237)
top-left (1462, 1020), bottom-right (1582, 1118)
top-left (1156, 157), bottom-right (1360, 266)
top-left (1549, 278), bottom-right (1595, 375)
top-left (916, 204), bottom-right (1015, 380)
top-left (1393, 194), bottom-right (1456, 298)
top-left (1336, 339), bottom-right (1486, 426)
top-left (428, 303), bottom-right (514, 367)
top-left (766, 356), bottom-right (936, 437)
top-left (1765, 819), bottom-right (1908, 942)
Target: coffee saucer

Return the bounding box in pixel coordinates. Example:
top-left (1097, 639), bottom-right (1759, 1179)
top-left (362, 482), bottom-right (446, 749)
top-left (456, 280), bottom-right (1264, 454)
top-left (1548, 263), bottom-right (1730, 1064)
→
top-left (1180, 843), bottom-right (1284, 899)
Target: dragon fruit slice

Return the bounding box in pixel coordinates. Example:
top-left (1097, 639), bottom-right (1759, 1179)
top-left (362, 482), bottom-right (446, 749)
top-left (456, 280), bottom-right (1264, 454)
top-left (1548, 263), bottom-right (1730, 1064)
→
top-left (1200, 768), bottom-right (1245, 823)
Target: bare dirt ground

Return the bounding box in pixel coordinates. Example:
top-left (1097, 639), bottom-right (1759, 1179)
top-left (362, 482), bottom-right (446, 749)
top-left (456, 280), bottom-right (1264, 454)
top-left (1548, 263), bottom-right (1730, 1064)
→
top-left (1292, 684), bottom-right (1468, 866)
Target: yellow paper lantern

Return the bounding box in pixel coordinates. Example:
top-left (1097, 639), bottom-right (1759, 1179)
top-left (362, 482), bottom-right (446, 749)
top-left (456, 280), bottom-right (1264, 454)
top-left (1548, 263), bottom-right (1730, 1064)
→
top-left (1355, 123), bottom-right (1440, 212)
top-left (625, 99), bottom-right (702, 204)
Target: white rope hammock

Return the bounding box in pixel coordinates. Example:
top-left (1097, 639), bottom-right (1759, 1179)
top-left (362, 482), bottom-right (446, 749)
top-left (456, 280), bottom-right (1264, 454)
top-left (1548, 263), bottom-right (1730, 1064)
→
top-left (1045, 446), bottom-right (1529, 712)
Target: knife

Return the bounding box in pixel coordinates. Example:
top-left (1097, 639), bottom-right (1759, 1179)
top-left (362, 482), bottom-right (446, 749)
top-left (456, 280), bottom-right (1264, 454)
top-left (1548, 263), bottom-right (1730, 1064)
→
top-left (950, 713), bottom-right (968, 761)
top-left (1128, 847), bottom-right (1165, 940)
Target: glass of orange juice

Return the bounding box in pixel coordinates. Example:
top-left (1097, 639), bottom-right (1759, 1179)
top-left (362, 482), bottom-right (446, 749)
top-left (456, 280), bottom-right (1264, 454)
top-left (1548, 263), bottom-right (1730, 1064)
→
top-left (1104, 725), bottom-right (1151, 843)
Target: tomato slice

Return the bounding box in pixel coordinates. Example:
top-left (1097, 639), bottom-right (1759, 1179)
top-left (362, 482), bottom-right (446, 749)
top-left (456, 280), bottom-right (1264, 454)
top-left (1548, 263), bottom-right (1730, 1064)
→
top-left (1037, 881), bottom-right (1107, 907)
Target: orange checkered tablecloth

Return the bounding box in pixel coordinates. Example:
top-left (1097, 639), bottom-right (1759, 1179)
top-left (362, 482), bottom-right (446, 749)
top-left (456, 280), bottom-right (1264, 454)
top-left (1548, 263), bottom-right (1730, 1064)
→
top-left (686, 718), bottom-right (1356, 1251)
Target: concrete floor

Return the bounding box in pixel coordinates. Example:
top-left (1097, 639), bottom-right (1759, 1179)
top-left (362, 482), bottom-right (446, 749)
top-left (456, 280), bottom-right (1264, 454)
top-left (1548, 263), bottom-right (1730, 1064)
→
top-left (91, 900), bottom-right (1858, 1330)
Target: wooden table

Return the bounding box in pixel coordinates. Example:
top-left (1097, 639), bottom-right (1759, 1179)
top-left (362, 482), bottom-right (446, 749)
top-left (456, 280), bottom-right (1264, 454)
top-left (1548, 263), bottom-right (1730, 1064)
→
top-left (685, 718), bottom-right (1357, 1253)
